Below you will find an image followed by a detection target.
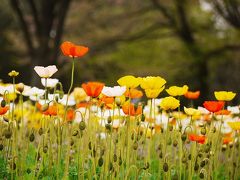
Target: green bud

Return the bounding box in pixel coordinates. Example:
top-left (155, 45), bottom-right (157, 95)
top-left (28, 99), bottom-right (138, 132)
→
top-left (29, 133), bottom-right (35, 142)
top-left (98, 157), bottom-right (104, 167)
top-left (0, 144), bottom-right (3, 151)
top-left (72, 130), bottom-right (79, 136)
top-left (4, 129), bottom-right (12, 139)
top-left (41, 104), bottom-right (49, 112)
top-left (200, 127), bottom-right (206, 135)
top-left (79, 121), bottom-right (86, 131)
top-left (43, 146), bottom-right (48, 153)
top-left (163, 162), bottom-right (168, 172)
top-left (1, 100), bottom-right (6, 107)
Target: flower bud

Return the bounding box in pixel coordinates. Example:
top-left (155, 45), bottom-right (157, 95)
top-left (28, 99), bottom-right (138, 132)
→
top-left (38, 128), bottom-right (43, 136)
top-left (43, 146), bottom-right (48, 153)
top-left (72, 130), bottom-right (79, 136)
top-left (173, 140), bottom-right (178, 147)
top-left (16, 83), bottom-right (24, 93)
top-left (1, 100), bottom-right (6, 107)
top-left (200, 127), bottom-right (206, 135)
top-left (98, 157), bottom-right (104, 167)
top-left (133, 142), bottom-right (138, 150)
top-left (79, 121), bottom-right (86, 131)
top-left (181, 133), bottom-right (187, 142)
top-left (0, 144), bottom-right (4, 151)
top-left (4, 129), bottom-right (12, 139)
top-left (41, 104), bottom-right (49, 112)
top-left (199, 172), bottom-right (204, 179)
top-left (29, 133), bottom-right (35, 142)
top-left (107, 116), bottom-right (112, 124)
top-left (163, 162), bottom-right (168, 172)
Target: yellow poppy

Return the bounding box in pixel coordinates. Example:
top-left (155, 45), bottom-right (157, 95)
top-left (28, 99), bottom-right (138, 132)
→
top-left (214, 91), bottom-right (236, 101)
top-left (184, 107), bottom-right (201, 116)
top-left (72, 87), bottom-right (88, 102)
top-left (160, 96), bottom-right (180, 111)
top-left (166, 85), bottom-right (188, 96)
top-left (117, 75), bottom-right (141, 89)
top-left (227, 122), bottom-right (240, 131)
top-left (145, 87), bottom-right (165, 99)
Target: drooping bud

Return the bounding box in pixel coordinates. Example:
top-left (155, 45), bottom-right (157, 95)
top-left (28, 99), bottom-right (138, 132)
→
top-left (1, 99), bottom-right (6, 107)
top-left (41, 103), bottom-right (49, 112)
top-left (79, 121), bottom-right (86, 131)
top-left (16, 83), bottom-right (24, 93)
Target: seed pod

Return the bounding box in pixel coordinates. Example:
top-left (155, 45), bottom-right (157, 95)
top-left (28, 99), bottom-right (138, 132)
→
top-left (41, 103), bottom-right (49, 112)
top-left (194, 163), bottom-right (199, 171)
top-left (38, 128), bottom-right (43, 136)
top-left (199, 172), bottom-right (204, 179)
top-left (163, 162), bottom-right (168, 172)
top-left (133, 142), bottom-right (138, 150)
top-left (141, 114), bottom-right (145, 122)
top-left (0, 144), bottom-right (3, 151)
top-left (43, 146), bottom-right (48, 153)
top-left (181, 133), bottom-right (187, 142)
top-left (113, 154), bottom-right (117, 162)
top-left (200, 127), bottom-right (206, 135)
top-left (107, 116), bottom-right (112, 124)
top-left (79, 121), bottom-right (86, 131)
top-left (72, 130), bottom-right (78, 136)
top-left (29, 133), bottom-right (35, 142)
top-left (1, 100), bottom-right (6, 107)
top-left (200, 160), bottom-right (205, 167)
top-left (4, 129), bottom-right (12, 139)
top-left (98, 157), bottom-right (104, 167)
top-left (173, 140), bottom-right (178, 147)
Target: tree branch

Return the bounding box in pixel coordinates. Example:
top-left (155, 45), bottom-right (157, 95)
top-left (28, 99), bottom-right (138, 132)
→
top-left (10, 0), bottom-right (34, 54)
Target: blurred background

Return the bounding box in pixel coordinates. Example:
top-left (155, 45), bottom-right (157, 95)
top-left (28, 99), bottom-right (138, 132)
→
top-left (0, 0), bottom-right (239, 103)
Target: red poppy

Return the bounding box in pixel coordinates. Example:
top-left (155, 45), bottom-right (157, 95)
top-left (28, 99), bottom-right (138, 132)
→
top-left (82, 82), bottom-right (104, 98)
top-left (122, 102), bottom-right (142, 116)
top-left (188, 134), bottom-right (206, 144)
top-left (42, 105), bottom-right (58, 116)
top-left (215, 109), bottom-right (231, 115)
top-left (66, 109), bottom-right (75, 122)
top-left (0, 106), bottom-right (9, 115)
top-left (61, 41), bottom-right (89, 58)
top-left (203, 101), bottom-right (224, 113)
top-left (184, 91), bottom-right (200, 100)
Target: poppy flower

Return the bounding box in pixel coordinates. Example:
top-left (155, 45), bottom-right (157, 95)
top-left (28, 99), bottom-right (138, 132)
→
top-left (203, 101), bottom-right (224, 113)
top-left (160, 96), bottom-right (180, 111)
top-left (76, 102), bottom-right (89, 108)
top-left (82, 82), bottom-right (104, 98)
top-left (102, 86), bottom-right (126, 97)
top-left (42, 105), bottom-right (58, 116)
top-left (60, 41), bottom-right (89, 58)
top-left (188, 134), bottom-right (206, 144)
top-left (215, 109), bottom-right (231, 115)
top-left (214, 91), bottom-right (236, 101)
top-left (122, 102), bottom-right (142, 116)
top-left (184, 107), bottom-right (201, 116)
top-left (166, 85), bottom-right (188, 96)
top-left (117, 75), bottom-right (142, 89)
top-left (184, 91), bottom-right (200, 99)
top-left (223, 137), bottom-right (233, 144)
top-left (98, 95), bottom-right (114, 109)
top-left (227, 122), bottom-right (240, 131)
top-left (0, 106), bottom-right (9, 115)
top-left (66, 109), bottom-right (75, 122)
top-left (124, 88), bottom-right (143, 99)
top-left (34, 65), bottom-right (58, 78)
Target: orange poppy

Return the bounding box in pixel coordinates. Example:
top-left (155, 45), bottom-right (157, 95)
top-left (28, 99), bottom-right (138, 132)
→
top-left (125, 88), bottom-right (143, 99)
top-left (0, 106), bottom-right (9, 115)
top-left (98, 95), bottom-right (114, 109)
top-left (61, 41), bottom-right (89, 58)
top-left (42, 105), bottom-right (58, 116)
top-left (66, 109), bottom-right (75, 122)
top-left (82, 82), bottom-right (104, 98)
top-left (223, 137), bottom-right (233, 144)
top-left (122, 102), bottom-right (142, 116)
top-left (215, 109), bottom-right (231, 115)
top-left (184, 91), bottom-right (200, 99)
top-left (76, 102), bottom-right (89, 108)
top-left (203, 101), bottom-right (224, 113)
top-left (188, 134), bottom-right (206, 144)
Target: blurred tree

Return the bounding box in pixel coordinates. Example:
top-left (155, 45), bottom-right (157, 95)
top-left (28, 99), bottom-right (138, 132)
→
top-left (9, 0), bottom-right (72, 85)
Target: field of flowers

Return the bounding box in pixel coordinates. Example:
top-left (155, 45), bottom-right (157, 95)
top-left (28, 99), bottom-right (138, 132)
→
top-left (0, 41), bottom-right (239, 179)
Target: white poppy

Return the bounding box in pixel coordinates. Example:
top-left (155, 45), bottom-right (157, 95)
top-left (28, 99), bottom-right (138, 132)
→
top-left (41, 78), bottom-right (59, 88)
top-left (23, 87), bottom-right (45, 97)
top-left (102, 86), bottom-right (126, 97)
top-left (34, 65), bottom-right (58, 78)
top-left (0, 84), bottom-right (15, 95)
top-left (58, 94), bottom-right (76, 106)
